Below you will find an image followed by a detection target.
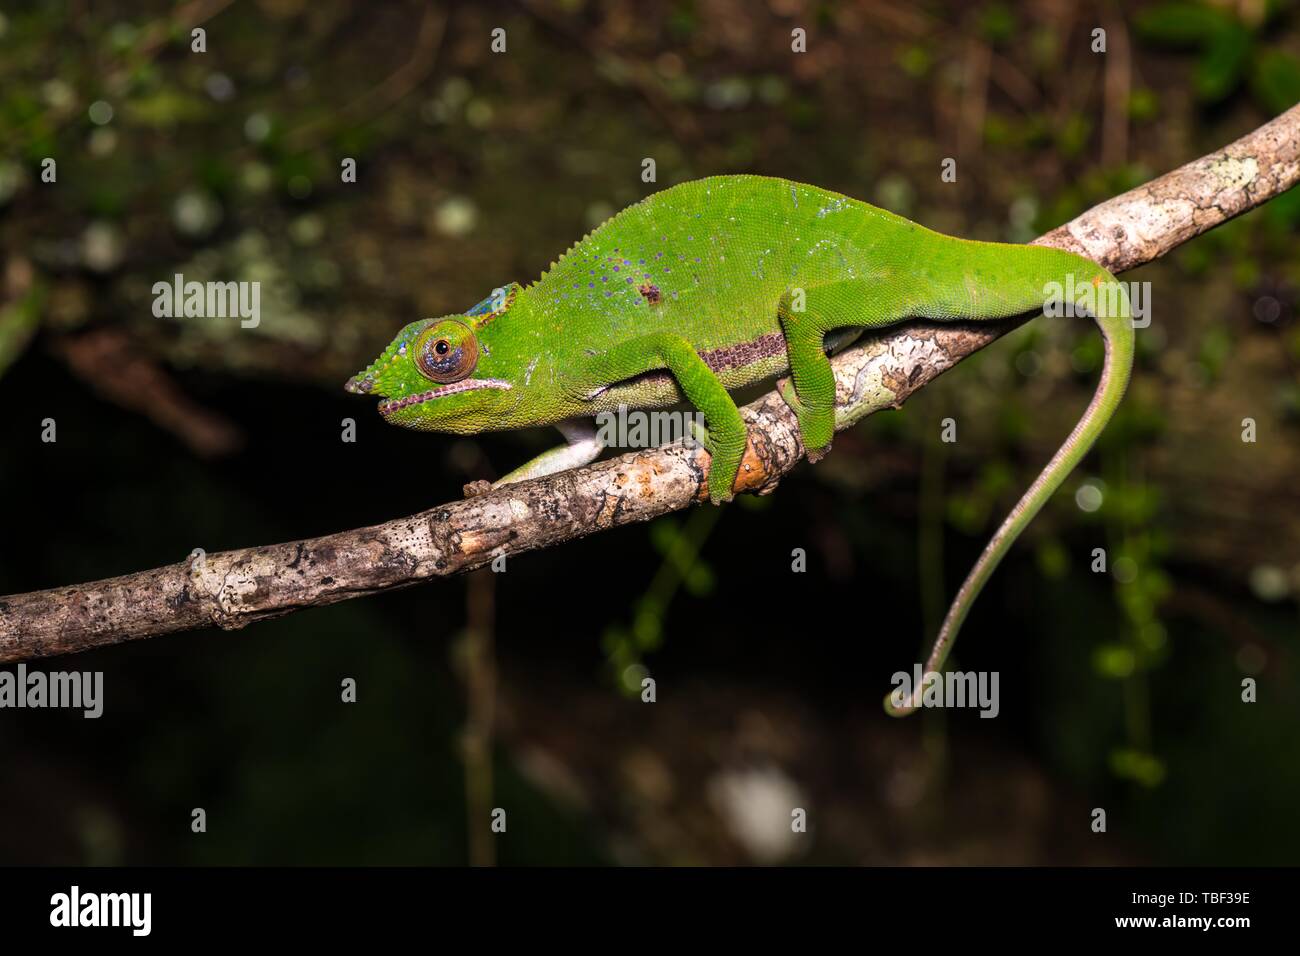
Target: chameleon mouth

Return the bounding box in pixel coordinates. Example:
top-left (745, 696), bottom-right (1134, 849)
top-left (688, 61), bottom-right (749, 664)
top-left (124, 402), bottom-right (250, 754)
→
top-left (377, 378), bottom-right (513, 415)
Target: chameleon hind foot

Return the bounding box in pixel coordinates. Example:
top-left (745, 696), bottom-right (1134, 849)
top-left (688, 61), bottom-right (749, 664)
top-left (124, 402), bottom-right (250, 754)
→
top-left (777, 376), bottom-right (833, 463)
top-left (492, 419), bottom-right (604, 489)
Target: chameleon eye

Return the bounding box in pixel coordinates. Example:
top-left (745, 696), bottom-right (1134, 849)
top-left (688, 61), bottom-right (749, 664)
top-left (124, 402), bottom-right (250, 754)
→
top-left (415, 319), bottom-right (478, 383)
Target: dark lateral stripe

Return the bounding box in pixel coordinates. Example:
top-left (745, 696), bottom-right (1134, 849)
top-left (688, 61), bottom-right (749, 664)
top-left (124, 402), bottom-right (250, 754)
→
top-left (699, 331), bottom-right (787, 372)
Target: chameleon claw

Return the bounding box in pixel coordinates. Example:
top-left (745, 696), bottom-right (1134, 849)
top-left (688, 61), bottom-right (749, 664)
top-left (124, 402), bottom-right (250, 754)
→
top-left (706, 475), bottom-right (737, 505)
top-left (776, 375), bottom-right (802, 413)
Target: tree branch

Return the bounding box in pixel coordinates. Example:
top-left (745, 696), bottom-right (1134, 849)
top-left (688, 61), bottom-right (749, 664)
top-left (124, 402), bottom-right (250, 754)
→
top-left (3, 105), bottom-right (1298, 663)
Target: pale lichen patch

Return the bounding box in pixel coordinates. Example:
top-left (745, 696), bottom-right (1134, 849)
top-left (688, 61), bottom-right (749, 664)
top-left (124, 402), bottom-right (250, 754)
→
top-left (834, 332), bottom-right (952, 428)
top-left (1211, 155), bottom-right (1259, 192)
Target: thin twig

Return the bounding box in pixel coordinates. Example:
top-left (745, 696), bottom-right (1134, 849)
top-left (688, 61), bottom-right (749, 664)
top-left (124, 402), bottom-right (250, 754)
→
top-left (1, 105), bottom-right (1297, 663)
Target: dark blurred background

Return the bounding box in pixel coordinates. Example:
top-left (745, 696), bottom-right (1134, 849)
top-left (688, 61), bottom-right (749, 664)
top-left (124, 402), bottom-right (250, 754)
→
top-left (1, 0), bottom-right (1297, 866)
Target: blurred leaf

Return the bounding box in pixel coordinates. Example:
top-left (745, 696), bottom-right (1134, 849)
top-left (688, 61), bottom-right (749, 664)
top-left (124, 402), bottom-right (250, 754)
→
top-left (1054, 113), bottom-right (1092, 158)
top-left (1198, 324), bottom-right (1233, 379)
top-left (1250, 50), bottom-right (1300, 114)
top-left (1194, 26), bottom-right (1251, 102)
top-left (896, 44), bottom-right (932, 79)
top-left (1134, 2), bottom-right (1235, 47)
top-left (0, 281), bottom-right (45, 379)
top-left (683, 563), bottom-right (714, 596)
top-left (633, 605), bottom-right (662, 650)
top-left (123, 89), bottom-right (208, 127)
top-left (982, 112), bottom-right (1016, 147)
top-left (977, 3), bottom-right (1016, 45)
top-left (1176, 239), bottom-right (1214, 275)
top-left (1093, 644), bottom-right (1137, 678)
top-left (1035, 538), bottom-right (1069, 579)
top-left (1263, 183), bottom-right (1300, 230)
top-left (1109, 748), bottom-right (1167, 787)
top-left (1127, 88), bottom-right (1160, 121)
top-left (649, 518), bottom-right (679, 554)
top-left (1233, 257), bottom-right (1261, 288)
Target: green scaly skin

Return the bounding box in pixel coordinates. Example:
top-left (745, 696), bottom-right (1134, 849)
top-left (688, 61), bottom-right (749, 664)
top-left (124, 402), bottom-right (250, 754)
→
top-left (346, 175), bottom-right (1135, 715)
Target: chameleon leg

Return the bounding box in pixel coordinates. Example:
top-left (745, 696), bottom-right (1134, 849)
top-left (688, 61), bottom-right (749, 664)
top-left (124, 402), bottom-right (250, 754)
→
top-left (494, 418), bottom-right (603, 487)
top-left (778, 281), bottom-right (913, 460)
top-left (574, 332), bottom-right (747, 504)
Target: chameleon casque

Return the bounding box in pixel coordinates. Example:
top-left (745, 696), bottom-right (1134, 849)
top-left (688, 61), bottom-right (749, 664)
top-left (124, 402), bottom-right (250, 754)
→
top-left (346, 175), bottom-right (1134, 714)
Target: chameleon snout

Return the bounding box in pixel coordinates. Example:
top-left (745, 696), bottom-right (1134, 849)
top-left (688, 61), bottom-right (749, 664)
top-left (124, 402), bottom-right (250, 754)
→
top-left (344, 374), bottom-right (373, 395)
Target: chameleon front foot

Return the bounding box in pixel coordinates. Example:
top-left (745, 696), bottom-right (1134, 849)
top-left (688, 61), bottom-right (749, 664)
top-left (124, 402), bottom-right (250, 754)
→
top-left (687, 418), bottom-right (743, 505)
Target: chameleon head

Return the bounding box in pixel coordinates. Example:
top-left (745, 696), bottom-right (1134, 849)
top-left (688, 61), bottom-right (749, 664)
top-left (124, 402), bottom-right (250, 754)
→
top-left (344, 285), bottom-right (525, 434)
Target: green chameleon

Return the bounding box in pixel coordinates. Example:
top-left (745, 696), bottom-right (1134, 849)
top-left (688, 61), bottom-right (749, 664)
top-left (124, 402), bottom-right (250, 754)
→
top-left (346, 175), bottom-right (1134, 715)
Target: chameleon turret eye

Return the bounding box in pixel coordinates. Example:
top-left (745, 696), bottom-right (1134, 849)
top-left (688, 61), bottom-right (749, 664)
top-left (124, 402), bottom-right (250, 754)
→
top-left (415, 319), bottom-right (478, 383)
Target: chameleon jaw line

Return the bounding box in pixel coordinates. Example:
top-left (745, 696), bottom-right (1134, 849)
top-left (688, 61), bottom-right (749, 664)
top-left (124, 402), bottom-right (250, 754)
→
top-left (377, 378), bottom-right (513, 415)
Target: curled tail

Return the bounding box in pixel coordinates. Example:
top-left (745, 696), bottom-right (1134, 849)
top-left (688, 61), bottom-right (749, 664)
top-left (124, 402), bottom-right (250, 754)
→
top-left (885, 247), bottom-right (1136, 716)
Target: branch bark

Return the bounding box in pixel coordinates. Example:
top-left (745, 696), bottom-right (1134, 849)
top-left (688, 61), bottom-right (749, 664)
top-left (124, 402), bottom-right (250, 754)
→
top-left (3, 105), bottom-right (1298, 663)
